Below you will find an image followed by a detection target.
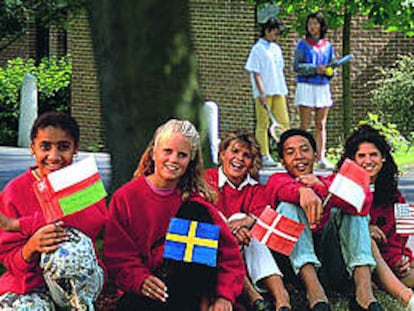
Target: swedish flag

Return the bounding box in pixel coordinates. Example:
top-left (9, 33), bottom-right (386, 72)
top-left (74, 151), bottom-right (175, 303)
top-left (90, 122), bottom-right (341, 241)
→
top-left (164, 217), bottom-right (219, 267)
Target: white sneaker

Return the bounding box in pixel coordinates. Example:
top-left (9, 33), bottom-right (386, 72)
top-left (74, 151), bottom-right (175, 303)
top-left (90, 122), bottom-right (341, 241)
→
top-left (318, 159), bottom-right (335, 170)
top-left (262, 155), bottom-right (278, 167)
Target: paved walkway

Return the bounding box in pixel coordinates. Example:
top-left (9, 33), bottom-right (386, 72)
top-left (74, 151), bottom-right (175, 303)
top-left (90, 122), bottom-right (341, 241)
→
top-left (0, 146), bottom-right (111, 191)
top-left (1, 146), bottom-right (413, 203)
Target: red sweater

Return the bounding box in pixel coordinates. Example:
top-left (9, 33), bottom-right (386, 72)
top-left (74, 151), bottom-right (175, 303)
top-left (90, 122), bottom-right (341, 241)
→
top-left (369, 192), bottom-right (412, 270)
top-left (266, 172), bottom-right (373, 233)
top-left (0, 169), bottom-right (108, 295)
top-left (204, 168), bottom-right (268, 218)
top-left (103, 176), bottom-right (245, 304)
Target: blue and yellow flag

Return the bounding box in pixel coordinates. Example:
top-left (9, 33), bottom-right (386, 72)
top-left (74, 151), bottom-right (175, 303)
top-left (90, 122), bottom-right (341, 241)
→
top-left (163, 217), bottom-right (220, 267)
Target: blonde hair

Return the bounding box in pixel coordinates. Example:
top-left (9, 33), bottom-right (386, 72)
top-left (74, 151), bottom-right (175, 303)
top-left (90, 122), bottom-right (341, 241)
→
top-left (133, 119), bottom-right (214, 202)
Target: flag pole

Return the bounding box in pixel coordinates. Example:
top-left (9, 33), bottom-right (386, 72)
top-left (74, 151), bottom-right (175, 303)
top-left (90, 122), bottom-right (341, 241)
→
top-left (401, 236), bottom-right (406, 260)
top-left (322, 192), bottom-right (332, 209)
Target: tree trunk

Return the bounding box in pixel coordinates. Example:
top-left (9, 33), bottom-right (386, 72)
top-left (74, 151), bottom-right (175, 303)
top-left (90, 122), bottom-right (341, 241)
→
top-left (87, 0), bottom-right (200, 192)
top-left (342, 9), bottom-right (352, 136)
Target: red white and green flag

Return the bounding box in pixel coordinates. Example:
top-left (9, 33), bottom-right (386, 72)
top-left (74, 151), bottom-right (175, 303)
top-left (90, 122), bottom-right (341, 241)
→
top-left (33, 156), bottom-right (107, 223)
top-left (251, 206), bottom-right (305, 256)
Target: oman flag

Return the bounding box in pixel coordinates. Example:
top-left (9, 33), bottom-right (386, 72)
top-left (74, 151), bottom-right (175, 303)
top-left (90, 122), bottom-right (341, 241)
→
top-left (33, 156), bottom-right (107, 223)
top-left (251, 206), bottom-right (305, 256)
top-left (328, 158), bottom-right (370, 213)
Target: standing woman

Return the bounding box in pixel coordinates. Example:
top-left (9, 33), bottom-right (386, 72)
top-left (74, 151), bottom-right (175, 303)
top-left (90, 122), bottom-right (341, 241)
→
top-left (339, 125), bottom-right (414, 310)
top-left (293, 11), bottom-right (335, 170)
top-left (0, 111), bottom-right (107, 310)
top-left (245, 17), bottom-right (290, 167)
top-left (103, 119), bottom-right (245, 311)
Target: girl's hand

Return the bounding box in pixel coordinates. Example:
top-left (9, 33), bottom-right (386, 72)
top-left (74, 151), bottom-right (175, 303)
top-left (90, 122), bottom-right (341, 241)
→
top-left (141, 275), bottom-right (168, 303)
top-left (208, 297), bottom-right (232, 311)
top-left (0, 212), bottom-right (19, 232)
top-left (369, 224), bottom-right (387, 243)
top-left (316, 65), bottom-right (327, 75)
top-left (228, 216), bottom-right (254, 231)
top-left (22, 221), bottom-right (68, 262)
top-left (232, 226), bottom-right (251, 246)
top-left (395, 256), bottom-right (411, 278)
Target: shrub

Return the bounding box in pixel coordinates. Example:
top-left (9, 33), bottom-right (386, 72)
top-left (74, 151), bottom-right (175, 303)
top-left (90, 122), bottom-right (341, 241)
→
top-left (369, 54), bottom-right (414, 139)
top-left (0, 55), bottom-right (72, 146)
top-left (326, 112), bottom-right (410, 164)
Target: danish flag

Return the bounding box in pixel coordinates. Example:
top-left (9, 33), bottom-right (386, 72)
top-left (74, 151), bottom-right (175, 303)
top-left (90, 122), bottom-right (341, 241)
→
top-left (251, 206), bottom-right (305, 256)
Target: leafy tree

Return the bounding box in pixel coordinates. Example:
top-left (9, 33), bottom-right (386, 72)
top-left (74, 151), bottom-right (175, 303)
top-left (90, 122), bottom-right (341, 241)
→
top-left (250, 0), bottom-right (414, 135)
top-left (0, 0), bottom-right (87, 51)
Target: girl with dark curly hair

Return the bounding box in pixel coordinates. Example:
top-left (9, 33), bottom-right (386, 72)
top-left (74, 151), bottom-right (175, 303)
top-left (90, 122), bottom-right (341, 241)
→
top-left (339, 124), bottom-right (414, 310)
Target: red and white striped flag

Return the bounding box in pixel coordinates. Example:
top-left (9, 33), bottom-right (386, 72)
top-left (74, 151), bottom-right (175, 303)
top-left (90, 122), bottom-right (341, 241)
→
top-left (33, 156), bottom-right (107, 223)
top-left (251, 206), bottom-right (305, 256)
top-left (328, 159), bottom-right (370, 213)
top-left (394, 203), bottom-right (414, 235)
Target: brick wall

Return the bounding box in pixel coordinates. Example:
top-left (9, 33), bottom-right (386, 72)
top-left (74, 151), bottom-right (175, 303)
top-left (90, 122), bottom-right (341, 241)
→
top-left (0, 3), bottom-right (413, 149)
top-left (67, 11), bottom-right (106, 151)
top-left (189, 2), bottom-right (414, 145)
top-left (0, 27), bottom-right (36, 67)
top-left (190, 0), bottom-right (257, 136)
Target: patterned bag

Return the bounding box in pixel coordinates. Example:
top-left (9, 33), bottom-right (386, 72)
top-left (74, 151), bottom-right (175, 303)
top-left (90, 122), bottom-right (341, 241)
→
top-left (40, 227), bottom-right (104, 310)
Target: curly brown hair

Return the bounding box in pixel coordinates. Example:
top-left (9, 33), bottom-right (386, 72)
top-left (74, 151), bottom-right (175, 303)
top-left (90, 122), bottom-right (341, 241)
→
top-left (337, 125), bottom-right (399, 205)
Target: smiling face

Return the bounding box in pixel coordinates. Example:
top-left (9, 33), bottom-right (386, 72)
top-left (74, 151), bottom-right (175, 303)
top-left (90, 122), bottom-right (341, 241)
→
top-left (150, 132), bottom-right (192, 189)
top-left (220, 140), bottom-right (253, 187)
top-left (307, 17), bottom-right (321, 39)
top-left (354, 142), bottom-right (384, 184)
top-left (30, 126), bottom-right (79, 178)
top-left (281, 135), bottom-right (316, 177)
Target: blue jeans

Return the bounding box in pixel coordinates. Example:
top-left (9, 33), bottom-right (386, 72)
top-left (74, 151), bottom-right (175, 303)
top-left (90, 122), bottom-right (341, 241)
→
top-left (276, 202), bottom-right (376, 275)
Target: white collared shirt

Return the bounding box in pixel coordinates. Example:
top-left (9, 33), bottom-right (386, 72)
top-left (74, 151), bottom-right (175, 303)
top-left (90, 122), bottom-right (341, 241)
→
top-left (218, 166), bottom-right (258, 191)
top-left (244, 37), bottom-right (288, 98)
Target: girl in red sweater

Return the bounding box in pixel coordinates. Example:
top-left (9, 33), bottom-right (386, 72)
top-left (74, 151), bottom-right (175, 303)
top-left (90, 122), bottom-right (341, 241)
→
top-left (103, 119), bottom-right (244, 311)
top-left (0, 111), bottom-right (107, 310)
top-left (339, 125), bottom-right (414, 310)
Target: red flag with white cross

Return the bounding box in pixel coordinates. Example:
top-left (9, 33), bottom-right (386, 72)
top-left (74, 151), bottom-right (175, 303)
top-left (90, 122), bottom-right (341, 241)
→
top-left (251, 206), bottom-right (305, 256)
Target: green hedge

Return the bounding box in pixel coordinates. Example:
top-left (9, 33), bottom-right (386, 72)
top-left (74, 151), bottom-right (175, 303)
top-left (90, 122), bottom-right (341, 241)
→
top-left (0, 55), bottom-right (72, 146)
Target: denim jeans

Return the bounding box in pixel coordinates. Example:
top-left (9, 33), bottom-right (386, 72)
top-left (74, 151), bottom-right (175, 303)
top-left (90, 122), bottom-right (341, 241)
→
top-left (276, 202), bottom-right (376, 275)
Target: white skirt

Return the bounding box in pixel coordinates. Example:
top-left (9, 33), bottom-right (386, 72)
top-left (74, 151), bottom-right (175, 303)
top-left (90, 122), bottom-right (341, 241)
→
top-left (294, 82), bottom-right (333, 108)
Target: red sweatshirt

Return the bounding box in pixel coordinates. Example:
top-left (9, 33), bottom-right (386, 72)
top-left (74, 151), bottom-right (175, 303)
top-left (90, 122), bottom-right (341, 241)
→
top-left (266, 172), bottom-right (373, 232)
top-left (103, 176), bottom-right (245, 304)
top-left (204, 167), bottom-right (268, 218)
top-left (0, 169), bottom-right (108, 295)
top-left (369, 191), bottom-right (413, 270)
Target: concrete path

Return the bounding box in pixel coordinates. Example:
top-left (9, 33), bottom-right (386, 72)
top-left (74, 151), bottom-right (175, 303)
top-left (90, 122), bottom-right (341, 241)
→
top-left (0, 146), bottom-right (111, 191)
top-left (1, 146), bottom-right (413, 204)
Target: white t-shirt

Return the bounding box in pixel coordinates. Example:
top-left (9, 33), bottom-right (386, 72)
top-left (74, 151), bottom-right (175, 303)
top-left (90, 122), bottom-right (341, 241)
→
top-left (244, 38), bottom-right (288, 98)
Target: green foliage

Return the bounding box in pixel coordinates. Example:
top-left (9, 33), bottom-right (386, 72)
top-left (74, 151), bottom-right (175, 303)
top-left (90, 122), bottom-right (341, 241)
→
top-left (327, 112), bottom-right (411, 164)
top-left (358, 112), bottom-right (410, 152)
top-left (0, 55), bottom-right (72, 146)
top-left (248, 0), bottom-right (414, 36)
top-left (369, 54), bottom-right (414, 140)
top-left (0, 1), bottom-right (87, 51)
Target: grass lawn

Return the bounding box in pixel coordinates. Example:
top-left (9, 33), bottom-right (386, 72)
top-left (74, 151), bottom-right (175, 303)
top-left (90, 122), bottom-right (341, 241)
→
top-left (394, 148), bottom-right (414, 167)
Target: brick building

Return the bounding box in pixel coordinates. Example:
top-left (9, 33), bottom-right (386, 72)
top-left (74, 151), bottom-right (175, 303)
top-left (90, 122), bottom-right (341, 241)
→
top-left (0, 1), bottom-right (413, 150)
